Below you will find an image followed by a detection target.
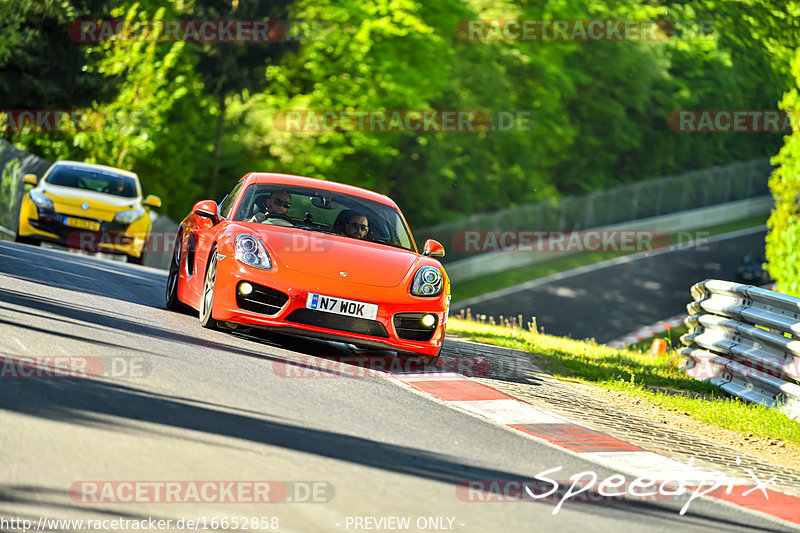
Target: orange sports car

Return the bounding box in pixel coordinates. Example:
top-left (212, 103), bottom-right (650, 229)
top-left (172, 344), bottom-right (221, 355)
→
top-left (166, 173), bottom-right (450, 361)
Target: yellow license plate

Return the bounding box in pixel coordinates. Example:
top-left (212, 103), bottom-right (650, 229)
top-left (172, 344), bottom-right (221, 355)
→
top-left (65, 217), bottom-right (100, 231)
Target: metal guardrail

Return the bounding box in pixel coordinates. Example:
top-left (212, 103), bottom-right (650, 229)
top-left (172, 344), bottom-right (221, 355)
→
top-left (446, 197), bottom-right (773, 283)
top-left (680, 279), bottom-right (800, 420)
top-left (416, 158), bottom-right (772, 263)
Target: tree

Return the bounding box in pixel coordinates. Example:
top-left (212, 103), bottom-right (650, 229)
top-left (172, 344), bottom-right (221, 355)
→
top-left (188, 0), bottom-right (296, 198)
top-left (0, 0), bottom-right (112, 155)
top-left (765, 47), bottom-right (800, 296)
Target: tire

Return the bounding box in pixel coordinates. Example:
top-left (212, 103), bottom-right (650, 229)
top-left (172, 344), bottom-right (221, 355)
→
top-left (411, 342), bottom-right (442, 368)
top-left (127, 253), bottom-right (144, 265)
top-left (165, 235), bottom-right (183, 310)
top-left (420, 353), bottom-right (441, 367)
top-left (199, 247), bottom-right (219, 329)
top-left (14, 233), bottom-right (40, 246)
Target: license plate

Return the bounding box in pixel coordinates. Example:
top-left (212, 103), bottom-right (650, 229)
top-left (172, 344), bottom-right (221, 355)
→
top-left (65, 217), bottom-right (100, 231)
top-left (306, 293), bottom-right (378, 320)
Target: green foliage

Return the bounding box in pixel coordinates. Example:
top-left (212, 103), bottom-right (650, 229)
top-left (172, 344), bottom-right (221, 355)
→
top-left (189, 0), bottom-right (296, 198)
top-left (68, 3), bottom-right (211, 216)
top-left (3, 0), bottom-right (800, 228)
top-left (0, 159), bottom-right (21, 230)
top-left (766, 48), bottom-right (800, 296)
top-left (448, 317), bottom-right (800, 446)
top-left (253, 0), bottom-right (799, 226)
top-left (0, 1), bottom-right (109, 109)
top-left (0, 0), bottom-right (112, 160)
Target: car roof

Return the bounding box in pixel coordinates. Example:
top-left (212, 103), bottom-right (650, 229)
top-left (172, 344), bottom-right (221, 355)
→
top-left (243, 172), bottom-right (397, 209)
top-left (51, 160), bottom-right (139, 180)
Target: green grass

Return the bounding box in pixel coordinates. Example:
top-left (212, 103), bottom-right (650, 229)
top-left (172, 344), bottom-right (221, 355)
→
top-left (626, 323), bottom-right (690, 352)
top-left (451, 214), bottom-right (768, 302)
top-left (448, 318), bottom-right (800, 448)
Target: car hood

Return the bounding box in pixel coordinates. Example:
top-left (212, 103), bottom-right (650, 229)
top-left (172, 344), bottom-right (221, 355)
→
top-left (40, 184), bottom-right (140, 219)
top-left (254, 226), bottom-right (419, 287)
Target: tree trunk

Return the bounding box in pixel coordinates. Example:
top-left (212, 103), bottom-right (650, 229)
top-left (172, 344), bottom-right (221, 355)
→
top-left (210, 90), bottom-right (226, 196)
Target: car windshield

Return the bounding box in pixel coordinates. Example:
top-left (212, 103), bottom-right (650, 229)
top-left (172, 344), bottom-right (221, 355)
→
top-left (45, 166), bottom-right (138, 198)
top-left (232, 184), bottom-right (416, 251)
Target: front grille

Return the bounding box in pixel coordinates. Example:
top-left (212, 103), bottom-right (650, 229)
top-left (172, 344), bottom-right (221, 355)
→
top-left (29, 215), bottom-right (130, 252)
top-left (393, 313), bottom-right (437, 341)
top-left (32, 213), bottom-right (127, 233)
top-left (286, 309), bottom-right (389, 338)
top-left (236, 282), bottom-right (289, 315)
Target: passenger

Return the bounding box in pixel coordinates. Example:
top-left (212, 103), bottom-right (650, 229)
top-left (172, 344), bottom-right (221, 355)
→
top-left (344, 212), bottom-right (369, 240)
top-left (332, 210), bottom-right (369, 240)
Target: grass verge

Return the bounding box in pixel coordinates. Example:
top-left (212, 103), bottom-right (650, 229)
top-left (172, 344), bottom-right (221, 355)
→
top-left (447, 317), bottom-right (800, 448)
top-left (451, 214), bottom-right (768, 302)
top-left (625, 323), bottom-right (690, 352)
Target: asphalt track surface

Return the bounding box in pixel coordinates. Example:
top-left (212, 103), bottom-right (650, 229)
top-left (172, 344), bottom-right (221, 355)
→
top-left (0, 240), bottom-right (789, 532)
top-left (454, 228), bottom-right (768, 343)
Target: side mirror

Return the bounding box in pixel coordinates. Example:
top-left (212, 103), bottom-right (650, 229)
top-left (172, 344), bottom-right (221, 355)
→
top-left (422, 239), bottom-right (445, 258)
top-left (23, 174), bottom-right (37, 186)
top-left (144, 194), bottom-right (162, 208)
top-left (193, 200), bottom-right (219, 224)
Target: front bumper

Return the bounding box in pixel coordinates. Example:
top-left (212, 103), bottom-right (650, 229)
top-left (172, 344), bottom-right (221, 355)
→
top-left (211, 258), bottom-right (448, 357)
top-left (17, 199), bottom-right (146, 257)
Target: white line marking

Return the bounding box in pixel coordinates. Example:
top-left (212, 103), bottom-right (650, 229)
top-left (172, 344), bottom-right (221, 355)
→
top-left (582, 451), bottom-right (747, 485)
top-left (454, 226), bottom-right (767, 309)
top-left (449, 399), bottom-right (568, 424)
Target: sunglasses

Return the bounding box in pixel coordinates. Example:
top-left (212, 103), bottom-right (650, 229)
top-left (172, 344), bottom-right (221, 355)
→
top-left (268, 199), bottom-right (291, 208)
top-left (348, 222), bottom-right (368, 231)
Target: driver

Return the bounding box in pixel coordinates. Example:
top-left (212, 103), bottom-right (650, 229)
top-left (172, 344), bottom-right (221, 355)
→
top-left (250, 190), bottom-right (291, 222)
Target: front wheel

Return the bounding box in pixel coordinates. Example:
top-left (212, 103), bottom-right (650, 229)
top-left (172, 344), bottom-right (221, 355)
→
top-left (419, 354), bottom-right (440, 367)
top-left (127, 253), bottom-right (144, 265)
top-left (165, 235), bottom-right (183, 310)
top-left (14, 232), bottom-right (40, 246)
top-left (199, 248), bottom-right (218, 329)
top-left (411, 342), bottom-right (442, 368)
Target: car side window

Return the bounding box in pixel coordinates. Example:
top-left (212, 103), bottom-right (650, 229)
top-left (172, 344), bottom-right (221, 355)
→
top-left (218, 180), bottom-right (244, 219)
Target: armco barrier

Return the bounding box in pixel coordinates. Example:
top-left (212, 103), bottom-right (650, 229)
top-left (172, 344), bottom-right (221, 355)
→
top-left (416, 158), bottom-right (772, 265)
top-left (680, 279), bottom-right (800, 420)
top-left (444, 196), bottom-right (773, 283)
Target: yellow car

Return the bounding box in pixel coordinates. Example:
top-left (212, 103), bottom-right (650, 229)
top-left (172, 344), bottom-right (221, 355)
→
top-left (15, 161), bottom-right (161, 264)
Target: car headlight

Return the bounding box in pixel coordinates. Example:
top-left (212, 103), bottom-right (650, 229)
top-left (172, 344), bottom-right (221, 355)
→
top-left (30, 191), bottom-right (54, 212)
top-left (114, 210), bottom-right (144, 225)
top-left (411, 266), bottom-right (443, 297)
top-left (235, 234), bottom-right (272, 270)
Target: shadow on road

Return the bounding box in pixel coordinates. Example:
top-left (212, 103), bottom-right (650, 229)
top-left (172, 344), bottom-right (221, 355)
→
top-left (0, 374), bottom-right (783, 532)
